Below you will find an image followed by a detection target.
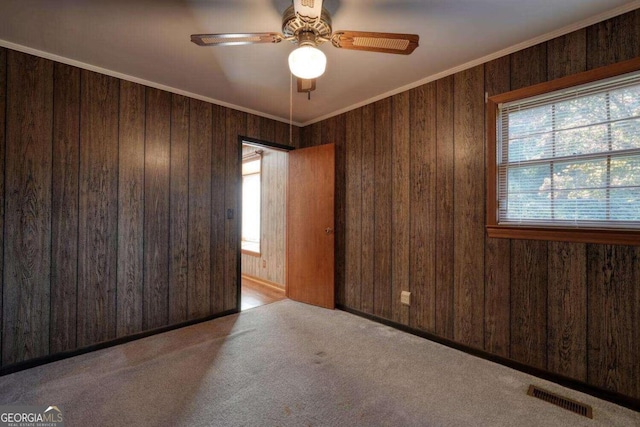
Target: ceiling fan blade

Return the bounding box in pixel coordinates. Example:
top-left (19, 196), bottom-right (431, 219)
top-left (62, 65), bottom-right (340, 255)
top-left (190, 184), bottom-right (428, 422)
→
top-left (297, 78), bottom-right (316, 93)
top-left (331, 31), bottom-right (419, 55)
top-left (294, 0), bottom-right (323, 20)
top-left (191, 32), bottom-right (284, 47)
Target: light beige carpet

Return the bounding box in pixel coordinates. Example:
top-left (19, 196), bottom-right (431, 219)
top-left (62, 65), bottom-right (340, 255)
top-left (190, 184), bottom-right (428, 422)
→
top-left (0, 300), bottom-right (638, 426)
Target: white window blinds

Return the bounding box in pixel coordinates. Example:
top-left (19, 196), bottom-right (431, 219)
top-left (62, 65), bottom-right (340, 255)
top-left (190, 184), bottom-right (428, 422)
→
top-left (497, 70), bottom-right (640, 228)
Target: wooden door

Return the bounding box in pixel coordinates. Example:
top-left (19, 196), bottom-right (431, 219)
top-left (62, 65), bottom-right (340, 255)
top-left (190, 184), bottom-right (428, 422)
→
top-left (287, 143), bottom-right (335, 309)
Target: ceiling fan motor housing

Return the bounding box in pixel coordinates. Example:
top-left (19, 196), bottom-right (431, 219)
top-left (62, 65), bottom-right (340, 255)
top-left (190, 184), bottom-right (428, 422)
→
top-left (282, 5), bottom-right (332, 45)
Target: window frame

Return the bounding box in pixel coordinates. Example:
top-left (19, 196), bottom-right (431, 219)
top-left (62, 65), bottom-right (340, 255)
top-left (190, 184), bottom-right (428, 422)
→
top-left (486, 56), bottom-right (640, 245)
top-left (241, 152), bottom-right (262, 256)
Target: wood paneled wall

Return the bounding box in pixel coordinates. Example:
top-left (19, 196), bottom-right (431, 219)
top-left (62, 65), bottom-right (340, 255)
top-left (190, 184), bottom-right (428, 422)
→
top-left (302, 9), bottom-right (640, 400)
top-left (0, 48), bottom-right (299, 367)
top-left (241, 144), bottom-right (288, 286)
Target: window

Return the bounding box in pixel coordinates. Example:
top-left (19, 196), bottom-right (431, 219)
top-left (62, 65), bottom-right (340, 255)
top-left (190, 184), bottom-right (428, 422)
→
top-left (487, 58), bottom-right (640, 245)
top-left (242, 152), bottom-right (262, 254)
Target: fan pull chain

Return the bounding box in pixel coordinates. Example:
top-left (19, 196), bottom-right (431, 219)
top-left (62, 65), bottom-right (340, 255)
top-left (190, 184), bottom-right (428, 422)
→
top-left (289, 72), bottom-right (293, 146)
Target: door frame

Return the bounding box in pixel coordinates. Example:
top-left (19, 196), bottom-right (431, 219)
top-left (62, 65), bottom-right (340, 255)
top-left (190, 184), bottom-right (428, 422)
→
top-left (236, 136), bottom-right (295, 310)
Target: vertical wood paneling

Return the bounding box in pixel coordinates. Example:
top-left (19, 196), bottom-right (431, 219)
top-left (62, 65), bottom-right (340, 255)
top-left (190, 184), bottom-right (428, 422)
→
top-left (50, 63), bottom-right (80, 353)
top-left (168, 94), bottom-right (189, 324)
top-left (484, 237), bottom-right (510, 357)
top-left (306, 122), bottom-right (322, 148)
top-left (144, 88), bottom-right (171, 329)
top-left (211, 106), bottom-right (226, 312)
top-left (453, 65), bottom-right (485, 349)
top-left (292, 124), bottom-right (300, 149)
top-left (3, 52), bottom-right (53, 364)
top-left (268, 149), bottom-right (287, 284)
top-left (373, 98), bottom-right (392, 319)
top-left (434, 76), bottom-right (455, 339)
top-left (302, 10), bottom-right (640, 401)
top-left (345, 109), bottom-right (362, 310)
top-left (391, 92), bottom-right (410, 325)
top-left (188, 99), bottom-right (212, 319)
top-left (510, 44), bottom-right (547, 90)
top-left (78, 70), bottom-right (119, 347)
top-left (259, 117), bottom-right (275, 143)
top-left (299, 125), bottom-right (308, 148)
top-left (274, 120), bottom-right (286, 146)
top-left (274, 120), bottom-right (295, 148)
top-left (224, 109), bottom-right (245, 311)
top-left (587, 245), bottom-right (640, 399)
top-left (0, 48), bottom-right (6, 362)
top-left (545, 29), bottom-right (588, 381)
top-left (409, 84), bottom-right (436, 331)
top-left (483, 56), bottom-right (511, 357)
top-left (245, 114), bottom-right (260, 140)
top-left (548, 242), bottom-right (586, 380)
top-left (547, 29), bottom-right (587, 80)
top-left (586, 9), bottom-right (640, 70)
top-left (508, 42), bottom-right (548, 369)
top-left (360, 104), bottom-right (375, 314)
top-left (510, 240), bottom-right (548, 369)
top-left (330, 115), bottom-right (347, 307)
top-left (0, 46), bottom-right (302, 368)
top-left (116, 81), bottom-right (145, 337)
top-left (584, 9), bottom-right (640, 400)
top-left (320, 111), bottom-right (335, 133)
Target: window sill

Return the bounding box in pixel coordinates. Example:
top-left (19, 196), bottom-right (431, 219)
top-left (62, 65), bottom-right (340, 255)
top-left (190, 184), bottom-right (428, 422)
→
top-left (241, 240), bottom-right (260, 256)
top-left (241, 249), bottom-right (261, 257)
top-left (486, 225), bottom-right (640, 246)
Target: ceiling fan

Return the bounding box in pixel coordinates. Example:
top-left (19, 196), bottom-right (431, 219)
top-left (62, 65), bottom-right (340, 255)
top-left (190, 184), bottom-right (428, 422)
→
top-left (191, 0), bottom-right (419, 95)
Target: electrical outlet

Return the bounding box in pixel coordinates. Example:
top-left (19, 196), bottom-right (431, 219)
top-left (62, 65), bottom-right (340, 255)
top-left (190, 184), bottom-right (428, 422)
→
top-left (262, 259), bottom-right (266, 268)
top-left (401, 291), bottom-right (411, 306)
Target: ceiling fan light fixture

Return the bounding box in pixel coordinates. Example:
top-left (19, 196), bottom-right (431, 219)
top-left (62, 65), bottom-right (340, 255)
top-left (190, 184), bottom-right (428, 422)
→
top-left (288, 45), bottom-right (326, 79)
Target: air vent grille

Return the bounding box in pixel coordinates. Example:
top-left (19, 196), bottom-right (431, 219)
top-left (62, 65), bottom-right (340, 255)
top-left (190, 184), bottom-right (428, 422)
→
top-left (527, 385), bottom-right (593, 419)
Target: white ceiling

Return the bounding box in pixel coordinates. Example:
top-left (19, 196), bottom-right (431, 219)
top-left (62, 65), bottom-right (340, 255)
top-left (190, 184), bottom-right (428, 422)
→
top-left (0, 0), bottom-right (637, 125)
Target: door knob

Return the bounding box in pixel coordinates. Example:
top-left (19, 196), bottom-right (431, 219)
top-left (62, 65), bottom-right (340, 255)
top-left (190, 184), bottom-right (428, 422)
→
top-left (325, 228), bottom-right (334, 235)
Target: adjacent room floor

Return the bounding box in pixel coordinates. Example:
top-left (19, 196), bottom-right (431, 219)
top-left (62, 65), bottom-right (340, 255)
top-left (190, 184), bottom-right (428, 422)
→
top-left (0, 300), bottom-right (637, 426)
top-left (240, 276), bottom-right (286, 311)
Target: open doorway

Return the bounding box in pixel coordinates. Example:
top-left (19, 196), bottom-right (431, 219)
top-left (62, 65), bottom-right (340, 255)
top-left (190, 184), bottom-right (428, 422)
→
top-left (240, 138), bottom-right (291, 310)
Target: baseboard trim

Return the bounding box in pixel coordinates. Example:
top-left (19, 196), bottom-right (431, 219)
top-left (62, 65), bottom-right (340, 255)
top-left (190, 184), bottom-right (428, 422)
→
top-left (241, 274), bottom-right (285, 292)
top-left (336, 304), bottom-right (640, 413)
top-left (0, 308), bottom-right (238, 377)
